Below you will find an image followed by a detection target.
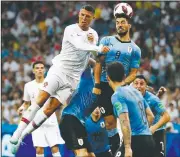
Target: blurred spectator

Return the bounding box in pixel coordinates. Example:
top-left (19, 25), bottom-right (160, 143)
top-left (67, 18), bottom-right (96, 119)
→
top-left (167, 101), bottom-right (179, 122)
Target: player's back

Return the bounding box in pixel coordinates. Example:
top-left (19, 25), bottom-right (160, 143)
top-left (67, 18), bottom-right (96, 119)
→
top-left (85, 117), bottom-right (109, 154)
top-left (112, 85), bottom-right (151, 136)
top-left (99, 36), bottom-right (141, 82)
top-left (144, 91), bottom-right (166, 130)
top-left (62, 67), bottom-right (98, 124)
top-left (52, 23), bottom-right (98, 80)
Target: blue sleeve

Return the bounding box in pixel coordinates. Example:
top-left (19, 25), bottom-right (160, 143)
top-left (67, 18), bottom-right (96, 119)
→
top-left (153, 97), bottom-right (166, 115)
top-left (130, 46), bottom-right (141, 69)
top-left (111, 93), bottom-right (128, 118)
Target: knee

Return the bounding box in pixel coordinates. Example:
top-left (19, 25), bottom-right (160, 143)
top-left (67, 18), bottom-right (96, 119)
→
top-left (51, 145), bottom-right (59, 154)
top-left (74, 148), bottom-right (89, 157)
top-left (36, 147), bottom-right (44, 154)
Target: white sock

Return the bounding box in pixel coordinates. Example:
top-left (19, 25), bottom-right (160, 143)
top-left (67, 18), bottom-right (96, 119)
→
top-left (11, 104), bottom-right (40, 142)
top-left (21, 110), bottom-right (48, 140)
top-left (36, 154), bottom-right (44, 157)
top-left (52, 151), bottom-right (61, 157)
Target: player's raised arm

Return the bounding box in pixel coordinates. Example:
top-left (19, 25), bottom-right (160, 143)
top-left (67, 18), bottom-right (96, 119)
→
top-left (64, 27), bottom-right (110, 53)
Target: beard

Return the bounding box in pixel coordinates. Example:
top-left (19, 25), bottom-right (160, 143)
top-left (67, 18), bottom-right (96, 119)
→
top-left (117, 30), bottom-right (128, 37)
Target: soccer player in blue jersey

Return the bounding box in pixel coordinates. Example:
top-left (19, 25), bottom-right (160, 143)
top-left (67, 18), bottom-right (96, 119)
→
top-left (106, 62), bottom-right (155, 157)
top-left (60, 66), bottom-right (107, 157)
top-left (93, 10), bottom-right (141, 155)
top-left (85, 107), bottom-right (112, 157)
top-left (133, 75), bottom-right (170, 157)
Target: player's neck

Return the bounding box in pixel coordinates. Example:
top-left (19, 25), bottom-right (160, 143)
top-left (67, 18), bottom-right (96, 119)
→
top-left (78, 23), bottom-right (89, 31)
top-left (117, 34), bottom-right (131, 42)
top-left (111, 82), bottom-right (124, 91)
top-left (35, 76), bottom-right (44, 83)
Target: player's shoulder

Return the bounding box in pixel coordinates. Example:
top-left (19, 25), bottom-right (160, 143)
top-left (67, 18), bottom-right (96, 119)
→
top-left (100, 35), bottom-right (115, 44)
top-left (25, 80), bottom-right (36, 87)
top-left (89, 27), bottom-right (98, 34)
top-left (131, 40), bottom-right (141, 52)
top-left (64, 23), bottom-right (77, 31)
top-left (145, 91), bottom-right (160, 103)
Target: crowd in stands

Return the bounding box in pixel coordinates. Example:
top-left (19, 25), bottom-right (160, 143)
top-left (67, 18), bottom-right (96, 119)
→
top-left (1, 1), bottom-right (180, 132)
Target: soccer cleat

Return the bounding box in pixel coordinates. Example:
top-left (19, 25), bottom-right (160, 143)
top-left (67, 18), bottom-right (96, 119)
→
top-left (10, 139), bottom-right (25, 154)
top-left (10, 136), bottom-right (19, 145)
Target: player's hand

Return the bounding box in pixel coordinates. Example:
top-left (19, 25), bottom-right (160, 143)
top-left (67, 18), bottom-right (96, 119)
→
top-left (17, 105), bottom-right (26, 115)
top-left (157, 86), bottom-right (167, 98)
top-left (150, 125), bottom-right (156, 134)
top-left (87, 33), bottom-right (94, 43)
top-left (101, 46), bottom-right (110, 53)
top-left (93, 87), bottom-right (101, 95)
top-left (124, 147), bottom-right (132, 157)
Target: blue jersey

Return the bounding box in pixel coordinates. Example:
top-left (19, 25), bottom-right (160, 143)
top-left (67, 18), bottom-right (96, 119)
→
top-left (144, 91), bottom-right (166, 131)
top-left (62, 67), bottom-right (98, 125)
top-left (99, 36), bottom-right (141, 82)
top-left (111, 86), bottom-right (151, 136)
top-left (85, 117), bottom-right (110, 154)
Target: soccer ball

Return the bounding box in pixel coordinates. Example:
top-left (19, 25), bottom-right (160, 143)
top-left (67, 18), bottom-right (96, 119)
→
top-left (114, 3), bottom-right (133, 18)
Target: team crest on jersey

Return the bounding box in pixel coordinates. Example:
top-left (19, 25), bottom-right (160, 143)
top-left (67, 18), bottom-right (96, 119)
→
top-left (128, 46), bottom-right (132, 53)
top-left (43, 82), bottom-right (48, 88)
top-left (100, 122), bottom-right (105, 128)
top-left (78, 138), bottom-right (84, 146)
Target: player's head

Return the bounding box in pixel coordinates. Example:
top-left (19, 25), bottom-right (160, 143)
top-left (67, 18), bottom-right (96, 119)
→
top-left (92, 107), bottom-right (101, 119)
top-left (107, 62), bottom-right (125, 87)
top-left (32, 61), bottom-right (45, 78)
top-left (115, 14), bottom-right (131, 37)
top-left (78, 4), bottom-right (95, 30)
top-left (133, 75), bottom-right (147, 95)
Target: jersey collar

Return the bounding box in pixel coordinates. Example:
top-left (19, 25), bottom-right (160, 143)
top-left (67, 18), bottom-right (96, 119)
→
top-left (115, 36), bottom-right (131, 43)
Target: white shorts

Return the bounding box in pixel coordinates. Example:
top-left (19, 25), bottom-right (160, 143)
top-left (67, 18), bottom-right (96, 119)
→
top-left (41, 65), bottom-right (79, 104)
top-left (32, 124), bottom-right (65, 147)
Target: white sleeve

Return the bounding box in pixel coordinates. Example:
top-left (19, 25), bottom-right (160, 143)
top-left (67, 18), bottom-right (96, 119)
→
top-left (23, 84), bottom-right (30, 101)
top-left (64, 27), bottom-right (102, 52)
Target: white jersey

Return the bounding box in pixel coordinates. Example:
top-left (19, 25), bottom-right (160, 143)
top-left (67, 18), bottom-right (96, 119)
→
top-left (52, 23), bottom-right (99, 80)
top-left (23, 80), bottom-right (58, 127)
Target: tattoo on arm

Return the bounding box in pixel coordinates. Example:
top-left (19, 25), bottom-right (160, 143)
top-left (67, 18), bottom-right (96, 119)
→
top-left (119, 113), bottom-right (131, 147)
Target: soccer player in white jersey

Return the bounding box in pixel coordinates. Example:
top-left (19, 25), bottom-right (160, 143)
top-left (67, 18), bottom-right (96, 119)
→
top-left (10, 4), bottom-right (110, 151)
top-left (16, 61), bottom-right (63, 157)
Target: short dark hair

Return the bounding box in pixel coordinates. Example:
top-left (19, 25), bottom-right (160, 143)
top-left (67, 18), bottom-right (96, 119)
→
top-left (135, 75), bottom-right (147, 83)
top-left (32, 61), bottom-right (45, 69)
top-left (107, 62), bottom-right (125, 82)
top-left (115, 13), bottom-right (131, 23)
top-left (81, 4), bottom-right (95, 14)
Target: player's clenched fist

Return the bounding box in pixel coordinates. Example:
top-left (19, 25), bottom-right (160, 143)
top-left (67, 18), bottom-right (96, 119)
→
top-left (101, 46), bottom-right (110, 53)
top-left (93, 87), bottom-right (101, 95)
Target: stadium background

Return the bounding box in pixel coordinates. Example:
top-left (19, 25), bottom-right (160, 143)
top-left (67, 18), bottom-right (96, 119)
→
top-left (1, 1), bottom-right (180, 157)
